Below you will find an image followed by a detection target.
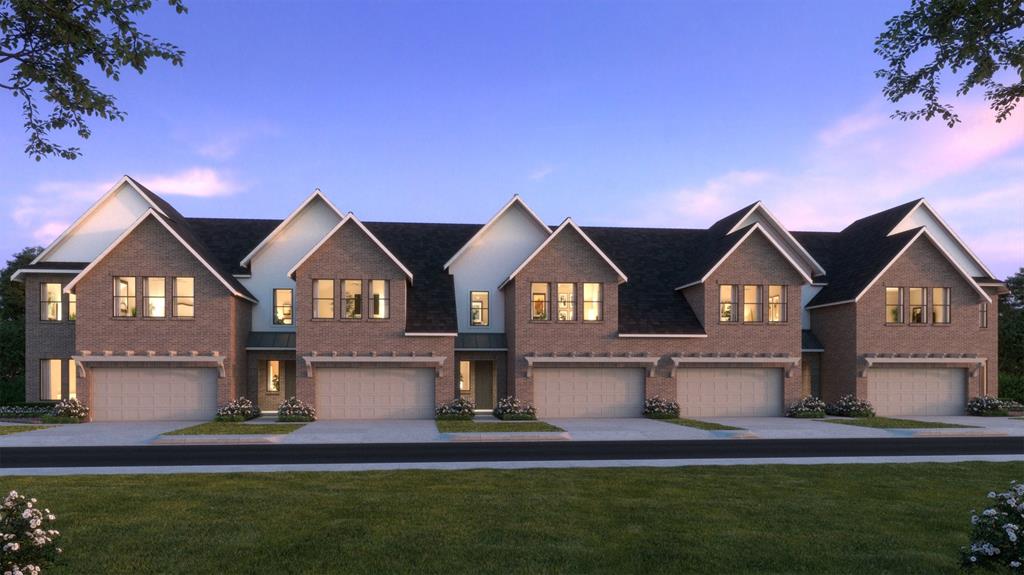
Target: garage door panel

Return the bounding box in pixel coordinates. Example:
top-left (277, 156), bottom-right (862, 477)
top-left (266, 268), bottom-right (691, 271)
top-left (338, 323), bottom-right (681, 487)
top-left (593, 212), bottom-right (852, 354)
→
top-left (868, 368), bottom-right (966, 416)
top-left (316, 368), bottom-right (435, 419)
top-left (90, 367), bottom-right (218, 421)
top-left (534, 368), bottom-right (644, 418)
top-left (676, 368), bottom-right (783, 417)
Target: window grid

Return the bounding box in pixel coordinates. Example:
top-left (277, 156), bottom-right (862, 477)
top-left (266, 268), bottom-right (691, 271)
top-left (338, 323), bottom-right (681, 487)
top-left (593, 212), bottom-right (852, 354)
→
top-left (719, 284), bottom-right (738, 323)
top-left (531, 283), bottom-right (549, 321)
top-left (113, 276), bottom-right (137, 317)
top-left (174, 277), bottom-right (194, 318)
top-left (908, 287), bottom-right (926, 324)
top-left (767, 285), bottom-right (787, 323)
top-left (743, 285), bottom-right (763, 323)
top-left (470, 291), bottom-right (489, 326)
top-left (144, 277), bottom-right (166, 318)
top-left (40, 283), bottom-right (62, 321)
top-left (342, 280), bottom-right (362, 319)
top-left (583, 283), bottom-right (602, 322)
top-left (557, 283), bottom-right (575, 321)
top-left (273, 288), bottom-right (293, 325)
top-left (980, 302), bottom-right (989, 328)
top-left (885, 287), bottom-right (904, 324)
top-left (370, 279), bottom-right (389, 319)
top-left (932, 287), bottom-right (951, 324)
top-left (313, 279), bottom-right (335, 319)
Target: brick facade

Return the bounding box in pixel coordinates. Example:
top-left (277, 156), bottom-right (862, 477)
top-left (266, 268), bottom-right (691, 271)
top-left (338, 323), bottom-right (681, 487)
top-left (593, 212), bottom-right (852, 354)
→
top-left (22, 273), bottom-right (78, 402)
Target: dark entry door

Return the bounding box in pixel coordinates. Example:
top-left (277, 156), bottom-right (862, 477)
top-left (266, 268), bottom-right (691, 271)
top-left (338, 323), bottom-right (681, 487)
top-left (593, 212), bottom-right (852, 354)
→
top-left (474, 361), bottom-right (494, 410)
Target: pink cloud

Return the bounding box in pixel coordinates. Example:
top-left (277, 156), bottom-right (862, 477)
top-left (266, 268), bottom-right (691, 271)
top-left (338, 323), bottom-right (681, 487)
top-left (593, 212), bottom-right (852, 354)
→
top-left (141, 168), bottom-right (240, 197)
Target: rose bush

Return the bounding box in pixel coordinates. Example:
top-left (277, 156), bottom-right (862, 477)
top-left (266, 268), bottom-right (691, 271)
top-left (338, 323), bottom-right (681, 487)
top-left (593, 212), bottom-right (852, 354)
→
top-left (786, 396), bottom-right (827, 418)
top-left (961, 480), bottom-right (1023, 571)
top-left (643, 396), bottom-right (680, 419)
top-left (277, 397), bottom-right (316, 422)
top-left (492, 397), bottom-right (537, 420)
top-left (826, 394), bottom-right (875, 418)
top-left (435, 398), bottom-right (475, 420)
top-left (967, 396), bottom-right (1009, 417)
top-left (0, 490), bottom-right (62, 575)
top-left (216, 397), bottom-right (261, 422)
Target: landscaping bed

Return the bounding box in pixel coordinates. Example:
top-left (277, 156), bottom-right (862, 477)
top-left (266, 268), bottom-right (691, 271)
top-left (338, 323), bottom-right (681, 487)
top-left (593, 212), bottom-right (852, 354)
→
top-left (164, 422), bottom-right (307, 436)
top-left (656, 418), bottom-right (744, 431)
top-left (819, 417), bottom-right (977, 429)
top-left (436, 420), bottom-right (563, 433)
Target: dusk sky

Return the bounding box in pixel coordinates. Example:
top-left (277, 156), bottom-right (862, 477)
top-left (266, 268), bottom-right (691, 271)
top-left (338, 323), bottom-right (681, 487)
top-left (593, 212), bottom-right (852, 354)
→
top-left (1, 1), bottom-right (1021, 277)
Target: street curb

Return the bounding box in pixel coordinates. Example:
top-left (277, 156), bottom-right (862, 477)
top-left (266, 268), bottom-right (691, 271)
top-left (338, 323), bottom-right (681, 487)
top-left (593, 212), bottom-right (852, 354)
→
top-left (441, 432), bottom-right (572, 442)
top-left (151, 435), bottom-right (285, 445)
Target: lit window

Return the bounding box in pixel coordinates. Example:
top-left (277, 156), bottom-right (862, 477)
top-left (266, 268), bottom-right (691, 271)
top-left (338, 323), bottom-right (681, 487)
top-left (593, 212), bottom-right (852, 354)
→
top-left (68, 359), bottom-right (77, 400)
top-left (267, 360), bottom-right (281, 394)
top-left (557, 283), bottom-right (575, 321)
top-left (583, 283), bottom-right (602, 321)
top-left (39, 359), bottom-right (61, 401)
top-left (743, 285), bottom-right (763, 323)
top-left (459, 360), bottom-right (472, 399)
top-left (908, 287), bottom-right (926, 324)
top-left (174, 277), bottom-right (194, 317)
top-left (470, 291), bottom-right (489, 326)
top-left (68, 293), bottom-right (76, 321)
top-left (719, 285), bottom-right (738, 322)
top-left (932, 287), bottom-right (950, 324)
top-left (313, 279), bottom-right (334, 319)
top-left (531, 283), bottom-right (549, 320)
top-left (767, 285), bottom-right (787, 323)
top-left (370, 280), bottom-right (389, 319)
top-left (980, 302), bottom-right (989, 328)
top-left (144, 277), bottom-right (166, 318)
top-left (113, 276), bottom-right (136, 317)
top-left (342, 280), bottom-right (362, 319)
top-left (885, 287), bottom-right (903, 324)
top-left (273, 289), bottom-right (293, 325)
top-left (40, 283), bottom-right (62, 321)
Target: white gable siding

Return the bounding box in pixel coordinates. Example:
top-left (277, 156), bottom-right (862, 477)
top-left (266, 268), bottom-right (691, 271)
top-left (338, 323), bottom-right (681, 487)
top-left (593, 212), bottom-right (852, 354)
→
top-left (890, 206), bottom-right (987, 277)
top-left (240, 197), bottom-right (342, 331)
top-left (449, 203), bottom-right (549, 333)
top-left (42, 182), bottom-right (152, 262)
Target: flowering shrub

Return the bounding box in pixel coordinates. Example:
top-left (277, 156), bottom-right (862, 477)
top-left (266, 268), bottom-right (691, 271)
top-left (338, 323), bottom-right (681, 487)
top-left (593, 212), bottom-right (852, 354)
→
top-left (961, 480), bottom-right (1023, 571)
top-left (826, 394), bottom-right (875, 418)
top-left (436, 398), bottom-right (475, 420)
top-left (786, 396), bottom-right (827, 418)
top-left (0, 405), bottom-right (51, 419)
top-left (492, 397), bottom-right (537, 420)
top-left (45, 399), bottom-right (88, 422)
top-left (967, 396), bottom-right (1009, 417)
top-left (643, 396), bottom-right (680, 419)
top-left (216, 397), bottom-right (261, 421)
top-left (277, 397), bottom-right (316, 422)
top-left (0, 490), bottom-right (62, 575)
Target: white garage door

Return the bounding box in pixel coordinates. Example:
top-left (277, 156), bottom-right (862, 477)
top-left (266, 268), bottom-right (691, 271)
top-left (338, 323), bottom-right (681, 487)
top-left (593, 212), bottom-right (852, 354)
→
top-left (868, 367), bottom-right (967, 416)
top-left (316, 367), bottom-right (435, 419)
top-left (90, 367), bottom-right (218, 421)
top-left (676, 367), bottom-right (783, 417)
top-left (533, 368), bottom-right (644, 418)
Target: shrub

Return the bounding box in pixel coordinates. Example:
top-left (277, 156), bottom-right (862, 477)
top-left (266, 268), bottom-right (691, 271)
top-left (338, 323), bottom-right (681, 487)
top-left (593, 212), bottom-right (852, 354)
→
top-left (277, 397), bottom-right (316, 422)
top-left (0, 405), bottom-right (51, 419)
top-left (492, 397), bottom-right (537, 420)
top-left (49, 399), bottom-right (88, 421)
top-left (786, 396), bottom-right (827, 418)
top-left (967, 396), bottom-right (1009, 417)
top-left (826, 394), bottom-right (875, 417)
top-left (216, 397), bottom-right (260, 421)
top-left (436, 398), bottom-right (475, 420)
top-left (961, 480), bottom-right (1023, 571)
top-left (643, 396), bottom-right (680, 419)
top-left (999, 372), bottom-right (1024, 404)
top-left (0, 490), bottom-right (62, 575)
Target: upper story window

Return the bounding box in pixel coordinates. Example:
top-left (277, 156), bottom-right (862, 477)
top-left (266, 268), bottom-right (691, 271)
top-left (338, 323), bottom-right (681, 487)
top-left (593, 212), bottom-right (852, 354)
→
top-left (273, 289), bottom-right (293, 325)
top-left (583, 283), bottom-right (602, 321)
top-left (342, 280), bottom-right (362, 319)
top-left (144, 277), bottom-right (166, 318)
top-left (980, 302), bottom-right (989, 328)
top-left (174, 277), bottom-right (194, 318)
top-left (885, 287), bottom-right (903, 324)
top-left (743, 285), bottom-right (763, 323)
top-left (908, 287), bottom-right (926, 324)
top-left (767, 285), bottom-right (786, 323)
top-left (557, 283), bottom-right (575, 321)
top-left (531, 282), bottom-right (549, 320)
top-left (313, 279), bottom-right (335, 319)
top-left (470, 291), bottom-right (489, 326)
top-left (719, 284), bottom-right (738, 322)
top-left (370, 279), bottom-right (389, 319)
top-left (932, 287), bottom-right (950, 324)
top-left (40, 283), bottom-right (62, 321)
top-left (68, 293), bottom-right (76, 321)
top-left (113, 276), bottom-right (136, 317)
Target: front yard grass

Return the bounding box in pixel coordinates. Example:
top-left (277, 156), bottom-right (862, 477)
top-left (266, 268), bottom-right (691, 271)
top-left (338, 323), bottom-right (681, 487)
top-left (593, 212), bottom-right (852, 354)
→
top-left (0, 425), bottom-right (50, 436)
top-left (436, 420), bottom-right (564, 433)
top-left (655, 417), bottom-right (744, 431)
top-left (164, 422), bottom-right (306, 435)
top-left (820, 417), bottom-right (977, 429)
top-left (3, 462), bottom-right (1018, 574)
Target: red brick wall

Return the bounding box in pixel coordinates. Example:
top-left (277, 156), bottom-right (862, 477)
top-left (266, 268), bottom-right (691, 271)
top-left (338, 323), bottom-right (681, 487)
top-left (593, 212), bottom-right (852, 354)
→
top-left (22, 273), bottom-right (78, 402)
top-left (809, 302), bottom-right (858, 402)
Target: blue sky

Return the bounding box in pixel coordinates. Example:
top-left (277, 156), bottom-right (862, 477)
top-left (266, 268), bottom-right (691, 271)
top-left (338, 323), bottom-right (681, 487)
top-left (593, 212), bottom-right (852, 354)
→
top-left (1, 1), bottom-right (1021, 277)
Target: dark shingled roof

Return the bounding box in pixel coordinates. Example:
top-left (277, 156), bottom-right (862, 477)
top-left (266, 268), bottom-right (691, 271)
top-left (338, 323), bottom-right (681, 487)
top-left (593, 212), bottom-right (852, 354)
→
top-left (20, 261), bottom-right (88, 272)
top-left (186, 217), bottom-right (281, 275)
top-left (455, 333), bottom-right (508, 350)
top-left (246, 331), bottom-right (296, 349)
top-left (802, 330), bottom-right (824, 351)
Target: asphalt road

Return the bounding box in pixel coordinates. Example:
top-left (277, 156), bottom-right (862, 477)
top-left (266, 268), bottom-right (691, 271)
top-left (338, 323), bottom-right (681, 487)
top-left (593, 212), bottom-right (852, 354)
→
top-left (1, 436), bottom-right (1021, 468)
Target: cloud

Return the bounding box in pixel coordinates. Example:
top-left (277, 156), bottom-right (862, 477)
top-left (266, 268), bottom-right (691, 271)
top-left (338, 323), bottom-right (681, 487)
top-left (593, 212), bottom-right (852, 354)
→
top-left (194, 123), bottom-right (279, 161)
top-left (141, 168), bottom-right (240, 197)
top-left (528, 166), bottom-right (555, 181)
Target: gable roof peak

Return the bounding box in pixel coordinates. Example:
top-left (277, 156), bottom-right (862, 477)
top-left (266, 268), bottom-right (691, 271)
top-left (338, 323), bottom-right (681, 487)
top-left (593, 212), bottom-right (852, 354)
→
top-left (499, 216), bottom-right (628, 289)
top-left (443, 194), bottom-right (550, 270)
top-left (286, 211), bottom-right (414, 282)
top-left (239, 188), bottom-right (343, 266)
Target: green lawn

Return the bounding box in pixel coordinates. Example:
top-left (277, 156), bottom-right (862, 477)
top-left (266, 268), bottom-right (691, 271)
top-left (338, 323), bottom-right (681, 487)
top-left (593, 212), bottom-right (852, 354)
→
top-left (819, 417), bottom-right (976, 429)
top-left (0, 425), bottom-right (50, 436)
top-left (164, 422), bottom-right (306, 435)
top-left (436, 420), bottom-right (564, 432)
top-left (3, 463), bottom-right (1017, 574)
top-left (655, 417), bottom-right (744, 431)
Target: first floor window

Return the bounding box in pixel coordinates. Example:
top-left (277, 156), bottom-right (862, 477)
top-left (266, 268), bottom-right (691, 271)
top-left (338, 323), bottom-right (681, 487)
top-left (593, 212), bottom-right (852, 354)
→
top-left (144, 277), bottom-right (166, 317)
top-left (313, 279), bottom-right (334, 319)
top-left (885, 287), bottom-right (903, 323)
top-left (342, 280), bottom-right (362, 319)
top-left (719, 284), bottom-right (738, 322)
top-left (273, 289), bottom-right (293, 325)
top-left (459, 360), bottom-right (472, 398)
top-left (932, 287), bottom-right (950, 324)
top-left (980, 302), bottom-right (989, 328)
top-left (743, 284), bottom-right (763, 322)
top-left (113, 276), bottom-right (136, 317)
top-left (68, 359), bottom-right (77, 400)
top-left (531, 283), bottom-right (549, 320)
top-left (470, 291), bottom-right (489, 326)
top-left (767, 285), bottom-right (787, 323)
top-left (174, 277), bottom-right (194, 317)
top-left (908, 287), bottom-right (926, 324)
top-left (583, 283), bottom-right (602, 321)
top-left (370, 279), bottom-right (389, 319)
top-left (40, 283), bottom-right (62, 321)
top-left (68, 293), bottom-right (76, 321)
top-left (40, 359), bottom-right (61, 401)
top-left (267, 360), bottom-right (281, 394)
top-left (557, 283), bottom-right (575, 321)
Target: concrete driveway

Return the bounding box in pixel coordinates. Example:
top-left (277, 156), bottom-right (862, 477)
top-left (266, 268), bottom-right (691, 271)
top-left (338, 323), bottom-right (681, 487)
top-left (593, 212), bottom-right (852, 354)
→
top-left (549, 418), bottom-right (730, 441)
top-left (279, 420), bottom-right (442, 444)
top-left (0, 421), bottom-right (203, 446)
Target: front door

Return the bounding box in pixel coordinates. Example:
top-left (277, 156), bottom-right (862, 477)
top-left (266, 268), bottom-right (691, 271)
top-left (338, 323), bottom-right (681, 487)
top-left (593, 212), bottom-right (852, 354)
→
top-left (459, 360), bottom-right (495, 410)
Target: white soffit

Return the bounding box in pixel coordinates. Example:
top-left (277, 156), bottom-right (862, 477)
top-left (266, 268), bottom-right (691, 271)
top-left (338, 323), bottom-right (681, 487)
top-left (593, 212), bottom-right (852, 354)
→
top-left (287, 213), bottom-right (414, 282)
top-left (500, 217), bottom-right (628, 289)
top-left (727, 201), bottom-right (826, 277)
top-left (443, 195), bottom-right (551, 270)
top-left (889, 199), bottom-right (994, 279)
top-left (239, 189), bottom-right (343, 267)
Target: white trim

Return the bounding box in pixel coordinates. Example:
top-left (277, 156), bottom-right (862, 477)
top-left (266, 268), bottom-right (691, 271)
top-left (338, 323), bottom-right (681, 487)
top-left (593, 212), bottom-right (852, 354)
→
top-left (10, 269), bottom-right (83, 282)
top-left (671, 355), bottom-right (801, 378)
top-left (525, 355), bottom-right (659, 377)
top-left (239, 189), bottom-right (343, 267)
top-left (72, 354), bottom-right (227, 378)
top-left (726, 201), bottom-right (827, 277)
top-left (443, 195), bottom-right (551, 270)
top-left (499, 218), bottom-right (627, 289)
top-left (804, 298), bottom-right (855, 310)
top-left (62, 209), bottom-right (258, 303)
top-left (802, 348), bottom-right (825, 352)
top-left (302, 354), bottom-right (446, 378)
top-left (861, 355), bottom-right (986, 378)
top-left (31, 175), bottom-right (169, 266)
top-left (618, 333), bottom-right (708, 339)
top-left (245, 347), bottom-right (296, 351)
top-left (976, 282), bottom-right (1004, 287)
top-left (674, 223), bottom-right (813, 290)
top-left (404, 332), bottom-right (458, 337)
top-left (286, 213), bottom-right (414, 282)
top-left (890, 199), bottom-right (995, 279)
